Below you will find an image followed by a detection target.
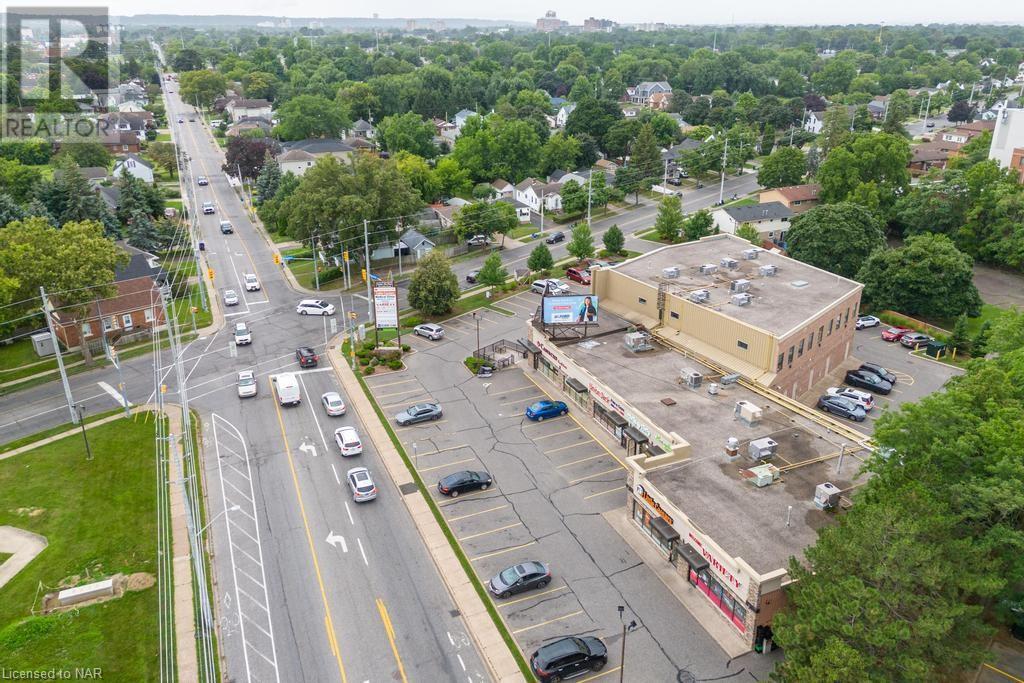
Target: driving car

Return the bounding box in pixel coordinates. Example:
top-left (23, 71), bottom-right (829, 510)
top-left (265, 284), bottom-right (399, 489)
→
top-left (413, 323), bottom-right (444, 341)
top-left (321, 391), bottom-right (346, 416)
top-left (817, 394), bottom-right (867, 422)
top-left (926, 121), bottom-right (935, 128)
top-left (233, 322), bottom-right (251, 345)
top-left (530, 636), bottom-right (607, 683)
top-left (826, 387), bottom-right (874, 412)
top-left (437, 470), bottom-right (492, 497)
top-left (202, 201), bottom-right (215, 214)
top-left (859, 362), bottom-right (897, 385)
top-left (881, 326), bottom-right (913, 342)
top-left (531, 279), bottom-right (571, 295)
top-left (243, 273), bottom-right (260, 291)
top-left (346, 467), bottom-right (377, 502)
top-left (236, 370), bottom-right (257, 398)
top-left (855, 315), bottom-right (881, 329)
top-left (177, 117), bottom-right (184, 123)
top-left (223, 289), bottom-right (239, 306)
top-left (845, 369), bottom-right (893, 395)
top-left (296, 299), bottom-right (335, 316)
top-left (526, 400), bottom-right (568, 421)
top-left (545, 231), bottom-right (565, 244)
top-left (334, 426), bottom-right (362, 456)
top-left (196, 175), bottom-right (208, 186)
top-left (488, 561), bottom-right (551, 598)
top-left (219, 220), bottom-right (233, 234)
top-left (295, 347), bottom-right (318, 368)
top-left (466, 234), bottom-right (491, 247)
top-left (394, 402), bottom-right (442, 426)
top-left (565, 267), bottom-right (591, 285)
top-left (466, 269), bottom-right (480, 284)
top-left (900, 332), bottom-right (932, 348)
top-left (188, 116), bottom-right (196, 122)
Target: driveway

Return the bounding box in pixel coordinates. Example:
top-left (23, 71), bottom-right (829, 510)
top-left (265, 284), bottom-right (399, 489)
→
top-left (974, 263), bottom-right (1024, 309)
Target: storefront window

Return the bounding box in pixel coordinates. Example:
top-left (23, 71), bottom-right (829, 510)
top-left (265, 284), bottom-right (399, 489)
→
top-left (593, 403), bottom-right (627, 438)
top-left (539, 357), bottom-right (559, 383)
top-left (692, 566), bottom-right (747, 634)
top-left (564, 377), bottom-right (589, 409)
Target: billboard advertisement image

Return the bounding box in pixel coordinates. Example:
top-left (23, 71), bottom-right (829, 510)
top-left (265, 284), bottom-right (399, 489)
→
top-left (373, 283), bottom-right (399, 328)
top-left (542, 295), bottom-right (599, 325)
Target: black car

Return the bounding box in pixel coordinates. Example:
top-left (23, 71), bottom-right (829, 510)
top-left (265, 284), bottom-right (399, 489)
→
top-left (466, 269), bottom-right (480, 284)
top-left (489, 561), bottom-right (551, 598)
top-left (545, 231), bottom-right (565, 244)
top-left (530, 636), bottom-right (607, 682)
top-left (845, 369), bottom-right (893, 395)
top-left (816, 395), bottom-right (866, 422)
top-left (858, 362), bottom-right (896, 385)
top-left (296, 347), bottom-right (319, 368)
top-left (438, 470), bottom-right (492, 497)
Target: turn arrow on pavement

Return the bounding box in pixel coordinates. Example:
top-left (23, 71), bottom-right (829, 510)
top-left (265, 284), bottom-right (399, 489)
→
top-left (325, 531), bottom-right (347, 552)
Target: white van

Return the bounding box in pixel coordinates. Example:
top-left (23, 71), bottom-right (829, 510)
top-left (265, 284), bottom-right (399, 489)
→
top-left (274, 372), bottom-right (301, 406)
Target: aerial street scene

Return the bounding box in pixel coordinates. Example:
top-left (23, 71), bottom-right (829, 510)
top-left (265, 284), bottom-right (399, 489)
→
top-left (2, 0), bottom-right (1024, 681)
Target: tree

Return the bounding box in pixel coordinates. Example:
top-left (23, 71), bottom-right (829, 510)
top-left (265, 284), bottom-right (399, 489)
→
top-left (786, 203), bottom-right (886, 279)
top-left (757, 147), bottom-right (806, 188)
top-left (433, 157), bottom-right (472, 198)
top-left (819, 106), bottom-right (852, 157)
top-left (811, 54), bottom-right (858, 95)
top-left (560, 180), bottom-right (587, 215)
top-left (538, 132), bottom-right (582, 176)
top-left (255, 155), bottom-right (282, 205)
top-left (683, 209), bottom-right (714, 242)
top-left (852, 105), bottom-right (874, 132)
top-left (948, 100), bottom-right (975, 125)
top-left (178, 70), bottom-right (227, 108)
top-left (567, 222), bottom-right (595, 262)
top-left (243, 72), bottom-right (278, 101)
top-left (376, 112), bottom-right (437, 158)
top-left (147, 141), bottom-right (178, 179)
top-left (736, 223), bottom-right (761, 246)
top-left (0, 159), bottom-right (44, 204)
top-left (35, 160), bottom-right (115, 230)
top-left (0, 193), bottom-right (26, 227)
top-left (817, 133), bottom-right (911, 217)
top-left (857, 234), bottom-right (983, 319)
top-left (972, 320), bottom-right (993, 356)
top-left (408, 251), bottom-right (459, 316)
top-left (477, 252), bottom-right (508, 287)
top-left (760, 123), bottom-right (775, 156)
top-left (394, 152), bottom-right (440, 204)
top-left (630, 123), bottom-right (663, 183)
top-left (948, 314), bottom-right (972, 356)
top-left (654, 196), bottom-right (684, 242)
top-left (223, 136), bottom-right (280, 180)
top-left (491, 119), bottom-right (543, 184)
top-left (527, 243), bottom-right (554, 273)
top-left (882, 90), bottom-right (914, 136)
top-left (274, 95), bottom-right (348, 141)
top-left (602, 224), bottom-right (625, 255)
top-left (564, 97), bottom-right (623, 152)
top-left (453, 201), bottom-right (517, 246)
top-left (53, 142), bottom-right (111, 169)
top-left (614, 165), bottom-right (643, 205)
top-left (172, 48), bottom-right (204, 72)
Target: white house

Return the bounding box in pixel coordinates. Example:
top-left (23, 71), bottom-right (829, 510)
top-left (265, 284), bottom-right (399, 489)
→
top-left (712, 201), bottom-right (794, 245)
top-left (514, 178), bottom-right (563, 213)
top-left (491, 179), bottom-right (514, 198)
top-left (804, 110), bottom-right (826, 134)
top-left (548, 169), bottom-right (590, 185)
top-left (113, 154), bottom-right (154, 184)
top-left (277, 149), bottom-right (317, 177)
top-left (555, 103), bottom-right (577, 127)
top-left (276, 139), bottom-right (355, 176)
top-left (454, 109), bottom-right (478, 131)
top-left (225, 98), bottom-right (273, 123)
top-left (349, 118), bottom-right (376, 140)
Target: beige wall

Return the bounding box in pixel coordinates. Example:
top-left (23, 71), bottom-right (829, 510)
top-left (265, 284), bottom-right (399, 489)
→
top-left (592, 268), bottom-right (660, 325)
top-left (758, 189), bottom-right (819, 215)
top-left (662, 296), bottom-right (776, 373)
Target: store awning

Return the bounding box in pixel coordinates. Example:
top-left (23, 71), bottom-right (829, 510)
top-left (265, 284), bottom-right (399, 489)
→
top-left (566, 377), bottom-right (587, 393)
top-left (651, 517), bottom-right (681, 543)
top-left (605, 410), bottom-right (628, 427)
top-left (521, 339), bottom-right (541, 354)
top-left (677, 543), bottom-right (708, 571)
top-left (623, 426), bottom-right (649, 444)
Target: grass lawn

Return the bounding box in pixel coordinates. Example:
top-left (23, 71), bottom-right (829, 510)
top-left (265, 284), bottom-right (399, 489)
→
top-left (508, 225), bottom-right (538, 240)
top-left (267, 231), bottom-right (295, 245)
top-left (723, 196), bottom-right (757, 208)
top-left (283, 249), bottom-right (345, 291)
top-left (0, 415), bottom-right (161, 680)
top-left (0, 340), bottom-right (84, 385)
top-left (0, 408), bottom-right (124, 454)
top-left (171, 283), bottom-right (213, 330)
top-left (155, 132), bottom-right (171, 142)
top-left (0, 552), bottom-right (10, 564)
top-left (965, 304), bottom-right (1007, 336)
top-left (165, 199), bottom-right (183, 212)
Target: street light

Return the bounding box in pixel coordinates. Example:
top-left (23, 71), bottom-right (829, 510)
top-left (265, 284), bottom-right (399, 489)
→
top-left (617, 605), bottom-right (637, 683)
top-left (472, 311), bottom-right (481, 356)
top-left (75, 404), bottom-right (93, 460)
top-left (195, 504), bottom-right (240, 541)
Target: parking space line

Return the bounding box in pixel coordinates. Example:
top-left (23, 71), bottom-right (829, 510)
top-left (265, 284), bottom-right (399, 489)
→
top-left (497, 585), bottom-right (567, 607)
top-left (458, 523), bottom-right (522, 542)
top-left (578, 667), bottom-right (622, 682)
top-left (498, 385), bottom-right (541, 395)
top-left (530, 426), bottom-right (581, 440)
top-left (557, 453), bottom-right (607, 468)
top-left (570, 467), bottom-right (624, 485)
top-left (366, 378), bottom-right (418, 389)
top-left (375, 387), bottom-right (425, 399)
top-left (380, 397), bottom-right (435, 410)
top-left (584, 486), bottom-right (624, 500)
top-left (511, 610), bottom-right (584, 635)
top-left (470, 541), bottom-right (537, 562)
top-left (500, 395), bottom-right (544, 406)
top-left (396, 419), bottom-right (447, 430)
top-left (418, 457), bottom-right (476, 473)
top-left (545, 441), bottom-right (596, 454)
top-left (437, 489), bottom-right (497, 506)
top-left (447, 505), bottom-right (509, 523)
top-left (417, 444), bottom-right (471, 457)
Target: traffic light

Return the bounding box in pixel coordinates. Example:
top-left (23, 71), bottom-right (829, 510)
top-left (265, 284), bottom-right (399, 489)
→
top-left (343, 250), bottom-right (349, 262)
top-left (361, 268), bottom-right (367, 282)
top-left (207, 268), bottom-right (214, 280)
top-left (273, 253), bottom-right (281, 265)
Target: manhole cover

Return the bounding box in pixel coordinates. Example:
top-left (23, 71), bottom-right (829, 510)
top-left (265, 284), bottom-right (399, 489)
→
top-left (399, 482), bottom-right (419, 495)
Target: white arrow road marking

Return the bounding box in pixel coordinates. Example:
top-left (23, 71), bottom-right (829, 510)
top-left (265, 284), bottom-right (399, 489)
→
top-left (325, 531), bottom-right (347, 552)
top-left (298, 440), bottom-right (318, 457)
top-left (98, 381), bottom-right (129, 407)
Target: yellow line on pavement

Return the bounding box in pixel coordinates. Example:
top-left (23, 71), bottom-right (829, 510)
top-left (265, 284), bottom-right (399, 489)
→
top-left (272, 386), bottom-right (348, 683)
top-left (511, 610), bottom-right (583, 634)
top-left (447, 504), bottom-right (509, 522)
top-left (983, 664), bottom-right (1024, 683)
top-left (570, 467), bottom-right (624, 485)
top-left (470, 541), bottom-right (537, 562)
top-left (418, 457), bottom-right (476, 473)
top-left (579, 666), bottom-right (622, 682)
top-left (584, 486), bottom-right (624, 500)
top-left (497, 585), bottom-right (567, 607)
top-left (557, 453), bottom-right (607, 469)
top-left (458, 522), bottom-right (522, 542)
top-left (546, 441), bottom-right (596, 454)
top-left (376, 598), bottom-right (408, 683)
top-left (531, 426), bottom-right (581, 440)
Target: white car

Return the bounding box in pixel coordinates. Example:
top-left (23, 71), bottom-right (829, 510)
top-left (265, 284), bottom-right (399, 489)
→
top-left (196, 176), bottom-right (209, 186)
top-left (413, 323), bottom-right (444, 340)
top-left (322, 392), bottom-right (346, 416)
top-left (826, 386), bottom-right (874, 412)
top-left (347, 466), bottom-right (377, 502)
top-left (233, 322), bottom-right (251, 345)
top-left (202, 201), bottom-right (215, 214)
top-left (243, 273), bottom-right (260, 291)
top-left (856, 315), bottom-right (881, 330)
top-left (335, 427), bottom-right (363, 457)
top-left (223, 289), bottom-right (239, 306)
top-left (237, 370), bottom-right (257, 398)
top-left (531, 279), bottom-right (570, 295)
top-left (296, 299), bottom-right (335, 316)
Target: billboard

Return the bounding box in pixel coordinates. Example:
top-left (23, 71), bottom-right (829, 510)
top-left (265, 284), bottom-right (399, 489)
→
top-left (373, 283), bottom-right (398, 328)
top-left (542, 295), bottom-right (599, 325)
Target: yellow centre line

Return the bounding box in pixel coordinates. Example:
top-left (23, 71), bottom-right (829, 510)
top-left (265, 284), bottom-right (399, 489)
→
top-left (497, 584), bottom-right (567, 607)
top-left (376, 598), bottom-right (409, 683)
top-left (417, 456), bottom-right (476, 473)
top-left (511, 610), bottom-right (583, 634)
top-left (271, 385), bottom-right (348, 683)
top-left (447, 504), bottom-right (509, 523)
top-left (470, 541), bottom-right (537, 562)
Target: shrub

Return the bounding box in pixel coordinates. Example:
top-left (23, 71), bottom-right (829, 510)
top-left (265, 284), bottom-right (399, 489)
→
top-left (363, 365), bottom-right (376, 375)
top-left (387, 359), bottom-right (403, 370)
top-left (317, 266), bottom-right (343, 284)
top-left (464, 356), bottom-right (488, 373)
top-left (401, 344), bottom-right (411, 352)
top-left (362, 340), bottom-right (376, 351)
top-left (402, 315), bottom-right (423, 327)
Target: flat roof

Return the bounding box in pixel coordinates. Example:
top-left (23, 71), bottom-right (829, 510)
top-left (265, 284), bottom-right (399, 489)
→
top-left (559, 320), bottom-right (868, 574)
top-left (614, 234), bottom-right (861, 337)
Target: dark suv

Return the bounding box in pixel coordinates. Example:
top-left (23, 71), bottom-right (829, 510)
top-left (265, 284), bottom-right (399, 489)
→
top-left (545, 231), bottom-right (565, 244)
top-left (295, 347), bottom-right (319, 368)
top-left (530, 636), bottom-right (607, 682)
top-left (845, 369), bottom-right (892, 395)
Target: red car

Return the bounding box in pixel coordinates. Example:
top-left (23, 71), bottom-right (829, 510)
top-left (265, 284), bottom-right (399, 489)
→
top-left (565, 267), bottom-right (591, 285)
top-left (881, 326), bottom-right (912, 342)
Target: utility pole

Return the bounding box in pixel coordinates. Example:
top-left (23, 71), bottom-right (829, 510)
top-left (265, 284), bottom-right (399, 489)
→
top-left (586, 174), bottom-right (593, 228)
top-left (364, 219), bottom-right (373, 319)
top-left (617, 606), bottom-right (637, 683)
top-left (40, 286), bottom-right (78, 425)
top-left (97, 299), bottom-right (130, 417)
top-left (539, 191), bottom-right (545, 233)
top-left (718, 137), bottom-right (729, 205)
top-left (313, 236), bottom-right (320, 291)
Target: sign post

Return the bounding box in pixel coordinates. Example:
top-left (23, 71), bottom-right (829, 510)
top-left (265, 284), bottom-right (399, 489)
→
top-left (372, 281), bottom-right (398, 350)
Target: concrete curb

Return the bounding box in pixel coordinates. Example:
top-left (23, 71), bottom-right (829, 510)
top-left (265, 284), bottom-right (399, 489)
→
top-left (326, 339), bottom-right (525, 683)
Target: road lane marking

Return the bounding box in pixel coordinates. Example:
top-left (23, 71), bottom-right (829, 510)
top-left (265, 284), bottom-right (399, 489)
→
top-left (298, 374), bottom-right (331, 451)
top-left (511, 610), bottom-right (583, 634)
top-left (470, 541), bottom-right (537, 562)
top-left (331, 464), bottom-right (341, 485)
top-left (557, 453), bottom-right (607, 468)
top-left (570, 467), bottom-right (624, 485)
top-left (376, 599), bottom-right (408, 683)
top-left (365, 378), bottom-right (418, 389)
top-left (457, 654), bottom-right (466, 671)
top-left (584, 486), bottom-right (625, 500)
top-left (357, 537), bottom-right (368, 565)
top-left (97, 381), bottom-right (129, 407)
top-left (344, 501), bottom-right (354, 525)
top-left (418, 457), bottom-right (476, 473)
top-left (497, 585), bottom-right (567, 607)
top-left (447, 505), bottom-right (508, 523)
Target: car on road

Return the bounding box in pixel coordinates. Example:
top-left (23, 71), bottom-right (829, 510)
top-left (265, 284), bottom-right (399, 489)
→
top-left (243, 273), bottom-right (260, 291)
top-left (859, 362), bottom-right (897, 385)
top-left (437, 470), bottom-right (492, 497)
top-left (881, 326), bottom-right (913, 342)
top-left (237, 370), bottom-right (257, 398)
top-left (826, 387), bottom-right (874, 412)
top-left (273, 372), bottom-right (301, 405)
top-left (202, 201), bottom-right (215, 214)
top-left (188, 116), bottom-right (196, 122)
top-left (488, 561), bottom-right (551, 599)
top-left (346, 467), bottom-right (377, 502)
top-left (394, 402), bottom-right (442, 426)
top-left (196, 175), bottom-right (208, 186)
top-left (466, 269), bottom-right (480, 284)
top-left (296, 299), bottom-right (335, 316)
top-left (565, 267), bottom-right (591, 285)
top-left (223, 289), bottom-right (239, 306)
top-left (334, 426), bottom-right (363, 456)
top-left (219, 220), bottom-right (233, 234)
top-left (531, 279), bottom-right (571, 295)
top-left (926, 121), bottom-right (935, 128)
top-left (466, 234), bottom-right (491, 247)
top-left (900, 332), bottom-right (933, 349)
top-left (233, 322), bottom-right (251, 345)
top-left (177, 117), bottom-right (184, 123)
top-left (413, 323), bottom-right (444, 340)
top-left (530, 636), bottom-right (607, 682)
top-left (845, 369), bottom-right (893, 395)
top-left (545, 231), bottom-right (565, 244)
top-left (321, 392), bottom-right (346, 416)
top-left (817, 394), bottom-right (867, 422)
top-left (526, 400), bottom-right (568, 421)
top-left (855, 315), bottom-right (881, 329)
top-left (295, 346), bottom-right (318, 368)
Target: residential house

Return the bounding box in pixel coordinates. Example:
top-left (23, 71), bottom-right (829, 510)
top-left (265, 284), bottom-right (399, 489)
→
top-left (97, 130), bottom-right (141, 154)
top-left (225, 98), bottom-right (272, 123)
top-left (117, 101), bottom-right (149, 113)
top-left (226, 117), bottom-right (273, 137)
top-left (989, 107), bottom-right (1024, 182)
top-left (555, 103), bottom-right (577, 127)
top-left (662, 138), bottom-right (701, 164)
top-left (345, 137), bottom-right (375, 152)
top-left (649, 92), bottom-right (671, 111)
top-left (102, 111), bottom-right (152, 142)
top-left (53, 166), bottom-right (109, 186)
top-left (712, 201), bottom-right (794, 245)
top-left (430, 198), bottom-right (471, 230)
top-left (909, 140), bottom-right (963, 174)
top-left (113, 154), bottom-right (155, 184)
top-left (626, 81), bottom-right (673, 107)
top-left (454, 109), bottom-right (478, 131)
top-left (866, 98), bottom-right (887, 120)
top-left (550, 96), bottom-right (568, 110)
top-left (97, 186), bottom-right (121, 212)
top-left (348, 118), bottom-right (376, 140)
top-left (803, 110), bottom-right (826, 134)
top-left (594, 158), bottom-right (619, 173)
top-left (491, 179), bottom-right (514, 198)
top-left (758, 184), bottom-right (821, 214)
top-left (665, 113), bottom-right (693, 133)
top-left (433, 117), bottom-right (459, 144)
top-left (277, 139), bottom-right (355, 175)
top-left (514, 178), bottom-right (563, 213)
top-left (548, 169), bottom-right (591, 185)
top-left (276, 149), bottom-right (317, 176)
top-left (499, 197), bottom-right (533, 223)
top-left (374, 227), bottom-right (437, 259)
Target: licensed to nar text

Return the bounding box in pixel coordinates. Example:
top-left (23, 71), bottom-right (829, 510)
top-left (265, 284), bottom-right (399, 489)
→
top-left (0, 670), bottom-right (103, 680)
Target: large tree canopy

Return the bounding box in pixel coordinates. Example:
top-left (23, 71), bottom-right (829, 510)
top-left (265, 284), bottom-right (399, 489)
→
top-left (785, 202), bottom-right (886, 279)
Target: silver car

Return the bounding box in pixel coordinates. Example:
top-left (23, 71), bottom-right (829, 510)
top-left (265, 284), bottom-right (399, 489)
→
top-left (394, 402), bottom-right (442, 426)
top-left (223, 289), bottom-right (239, 306)
top-left (321, 391), bottom-right (346, 416)
top-left (347, 467), bottom-right (377, 502)
top-left (233, 322), bottom-right (251, 345)
top-left (237, 370), bottom-right (257, 398)
top-left (413, 323), bottom-right (444, 340)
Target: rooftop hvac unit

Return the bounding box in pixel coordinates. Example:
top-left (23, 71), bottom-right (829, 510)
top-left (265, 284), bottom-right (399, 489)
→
top-left (662, 266), bottom-right (680, 279)
top-left (745, 463), bottom-right (781, 487)
top-left (720, 257), bottom-right (738, 269)
top-left (748, 437), bottom-right (778, 460)
top-left (759, 264), bottom-right (777, 277)
top-left (699, 263), bottom-right (718, 275)
top-left (735, 400), bottom-right (763, 425)
top-left (688, 289), bottom-right (710, 303)
top-left (814, 482), bottom-right (841, 510)
top-left (680, 368), bottom-right (703, 388)
top-left (731, 292), bottom-right (752, 306)
top-left (724, 437), bottom-right (740, 460)
top-left (624, 331), bottom-right (654, 353)
top-left (742, 248), bottom-right (760, 260)
top-left (730, 279), bottom-right (751, 292)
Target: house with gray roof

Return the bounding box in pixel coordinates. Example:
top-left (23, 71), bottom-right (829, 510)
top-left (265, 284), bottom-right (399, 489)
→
top-left (712, 201), bottom-right (794, 246)
top-left (348, 118), bottom-right (376, 140)
top-left (626, 81), bottom-right (673, 107)
top-left (278, 138), bottom-right (355, 174)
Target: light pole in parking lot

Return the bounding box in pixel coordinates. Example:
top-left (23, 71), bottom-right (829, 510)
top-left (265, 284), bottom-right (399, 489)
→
top-left (617, 605), bottom-right (637, 683)
top-left (473, 311), bottom-right (480, 355)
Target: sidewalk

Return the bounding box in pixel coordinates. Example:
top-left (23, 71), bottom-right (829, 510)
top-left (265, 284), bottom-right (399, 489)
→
top-left (326, 340), bottom-right (524, 683)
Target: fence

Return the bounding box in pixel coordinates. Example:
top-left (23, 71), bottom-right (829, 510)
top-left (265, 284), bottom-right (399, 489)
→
top-left (474, 338), bottom-right (530, 370)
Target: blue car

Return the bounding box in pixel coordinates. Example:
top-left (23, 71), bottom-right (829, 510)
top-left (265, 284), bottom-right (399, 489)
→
top-left (525, 400), bottom-right (568, 421)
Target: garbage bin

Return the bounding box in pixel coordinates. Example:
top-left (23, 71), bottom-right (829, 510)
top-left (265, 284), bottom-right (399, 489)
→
top-left (925, 340), bottom-right (946, 358)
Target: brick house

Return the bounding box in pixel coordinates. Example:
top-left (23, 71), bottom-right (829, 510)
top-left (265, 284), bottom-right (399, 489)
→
top-left (758, 184), bottom-right (822, 214)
